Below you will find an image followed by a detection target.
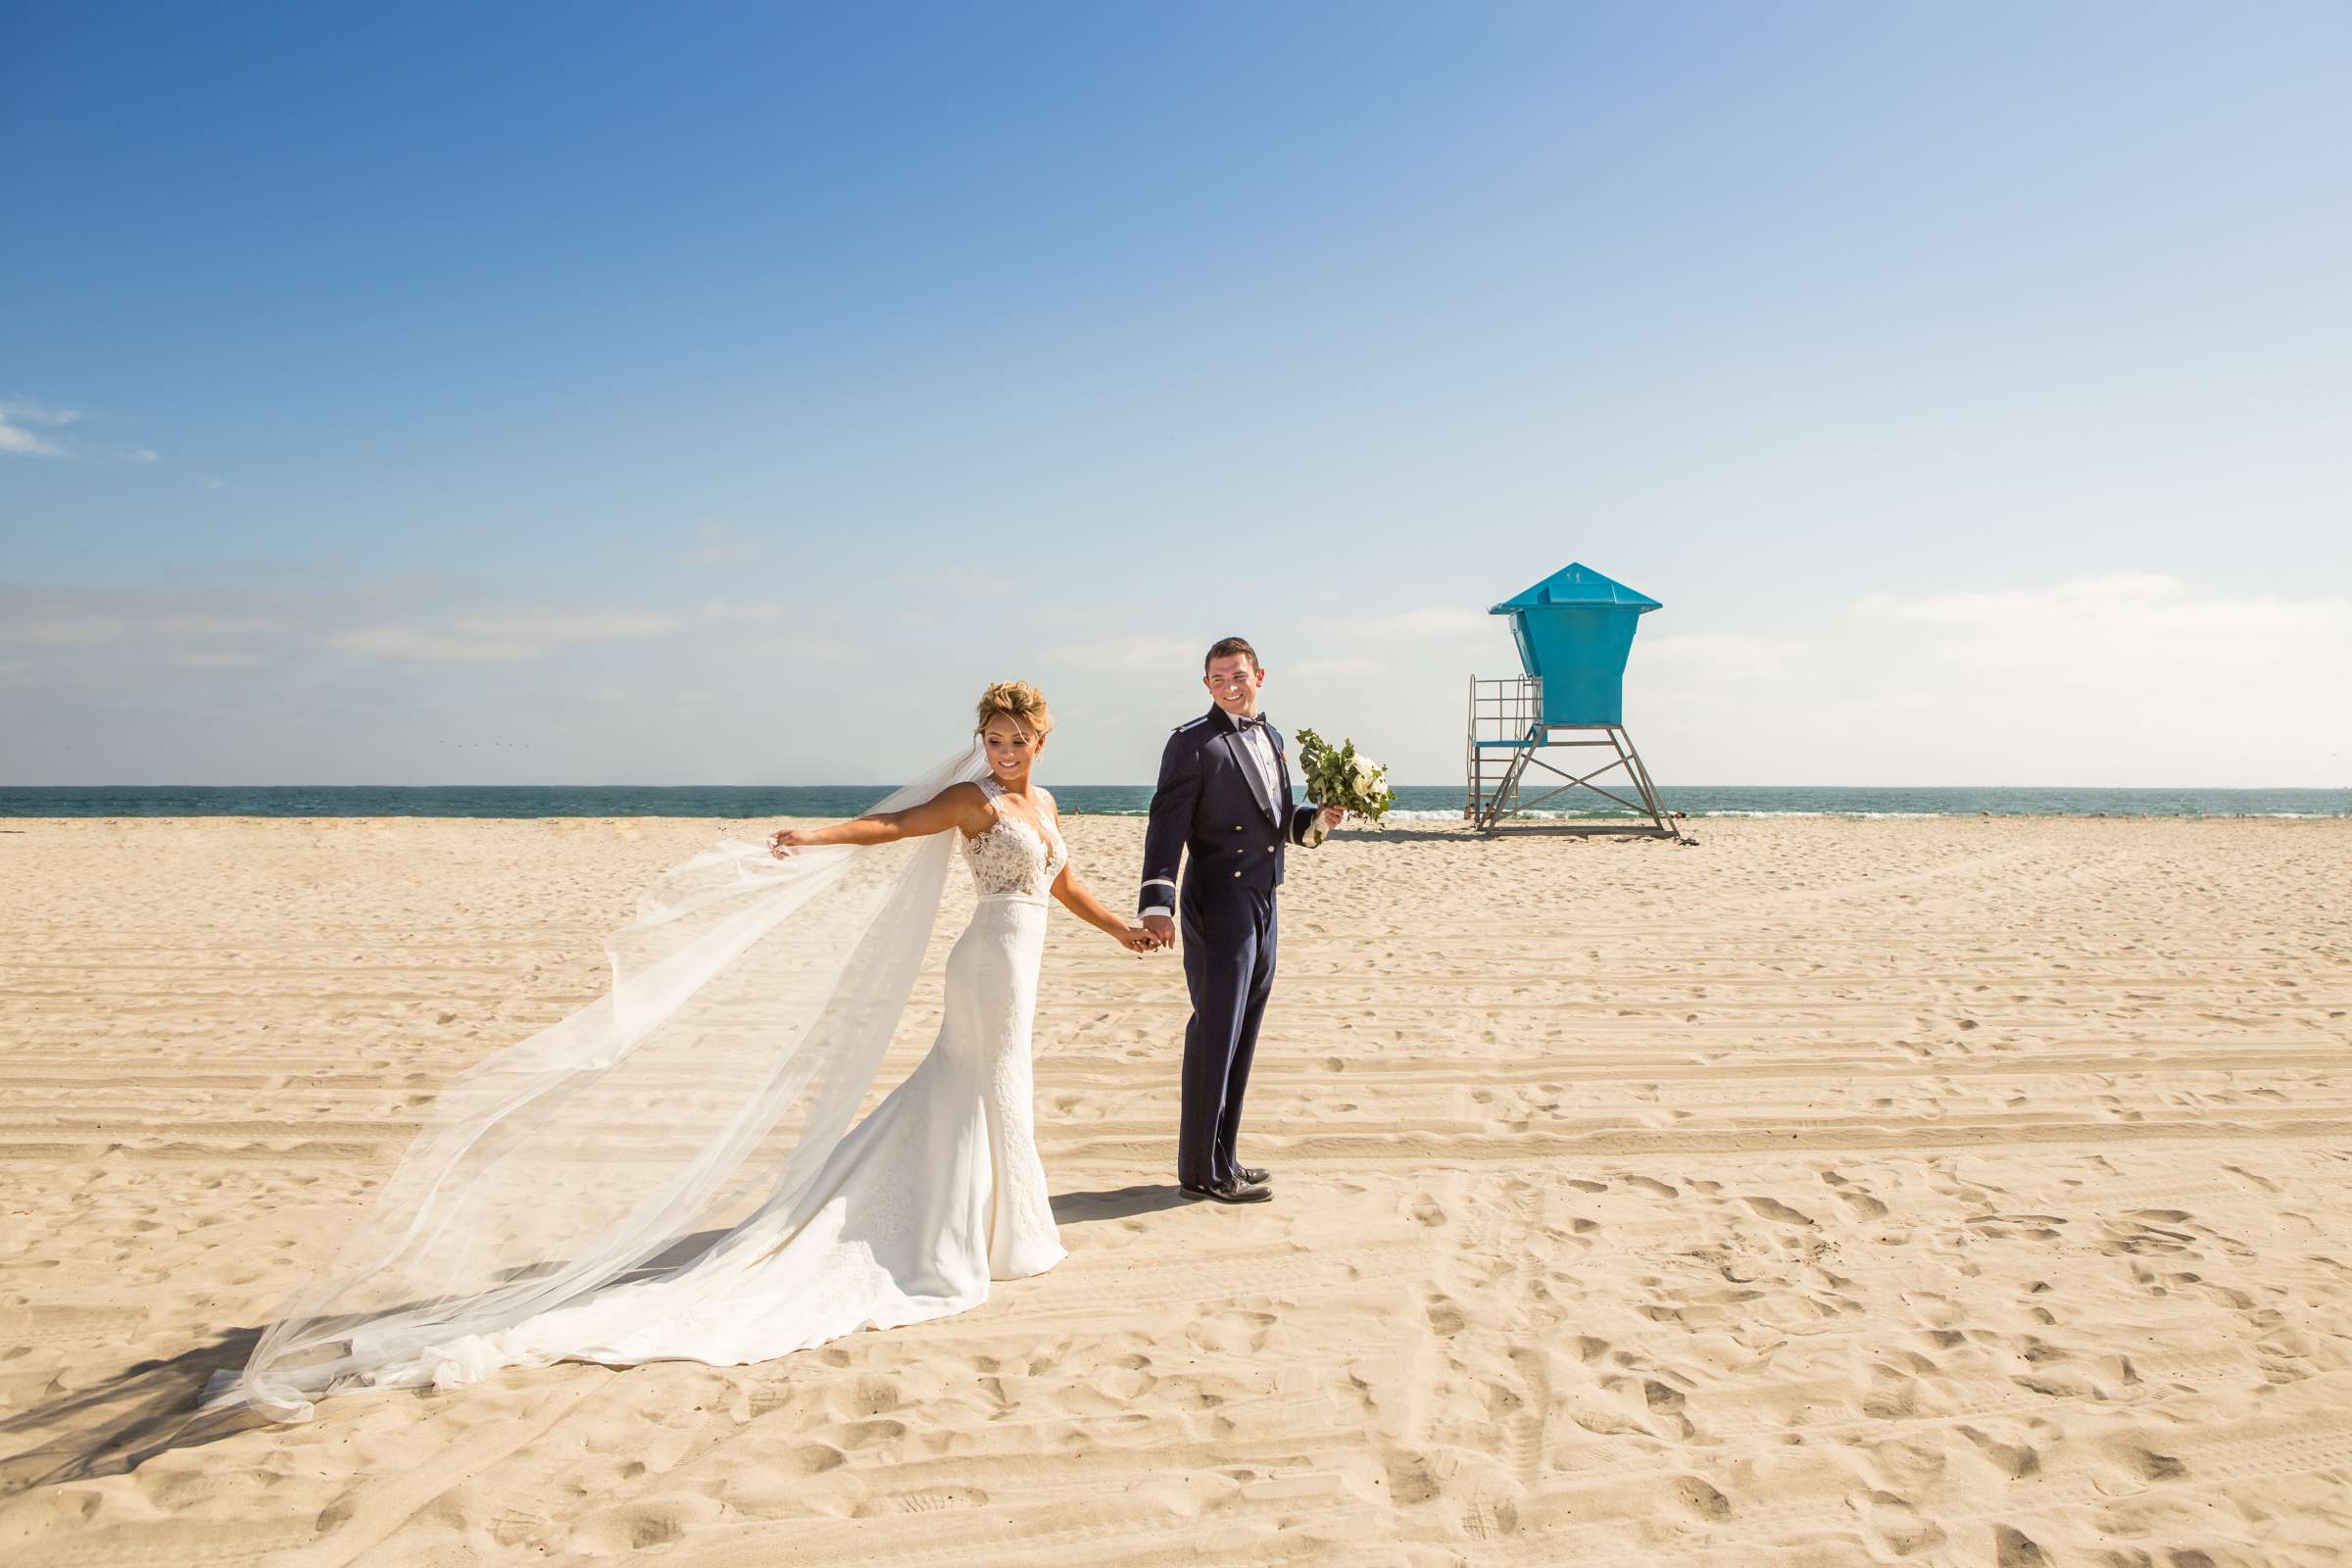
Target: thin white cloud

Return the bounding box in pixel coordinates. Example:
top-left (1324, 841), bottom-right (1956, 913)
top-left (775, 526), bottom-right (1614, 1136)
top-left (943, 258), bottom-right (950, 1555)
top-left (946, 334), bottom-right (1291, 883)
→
top-left (1857, 572), bottom-right (2178, 626)
top-left (1361, 606), bottom-right (1493, 639)
top-left (327, 607), bottom-right (681, 664)
top-left (9, 567), bottom-right (2343, 788)
top-left (675, 522), bottom-right (764, 566)
top-left (1857, 572), bottom-right (2345, 670)
top-left (696, 601), bottom-right (861, 662)
top-left (0, 426), bottom-right (62, 457)
top-left (1044, 634), bottom-right (1204, 670)
top-left (0, 400), bottom-right (80, 458)
top-left (1291, 654), bottom-right (1383, 679)
top-left (1639, 632), bottom-right (1808, 677)
top-left (122, 448), bottom-right (164, 464)
top-left (154, 613), bottom-right (282, 636)
top-left (446, 608), bottom-right (678, 644)
top-left (167, 650), bottom-right (264, 671)
top-left (1070, 606), bottom-right (1503, 694)
top-left (0, 400), bottom-right (79, 423)
top-left (0, 611), bottom-right (131, 647)
top-left (321, 624), bottom-right (539, 664)
top-left (0, 593), bottom-right (286, 679)
top-left (1613, 572), bottom-right (2352, 785)
top-left (0, 423), bottom-right (63, 457)
top-left (697, 600), bottom-right (795, 624)
top-left (890, 568), bottom-right (1028, 598)
top-left (736, 633), bottom-right (854, 662)
top-left (1303, 605), bottom-right (1491, 642)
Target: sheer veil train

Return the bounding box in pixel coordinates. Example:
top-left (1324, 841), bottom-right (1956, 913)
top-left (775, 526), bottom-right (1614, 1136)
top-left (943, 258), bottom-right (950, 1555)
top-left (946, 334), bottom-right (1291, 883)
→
top-left (209, 743), bottom-right (991, 1421)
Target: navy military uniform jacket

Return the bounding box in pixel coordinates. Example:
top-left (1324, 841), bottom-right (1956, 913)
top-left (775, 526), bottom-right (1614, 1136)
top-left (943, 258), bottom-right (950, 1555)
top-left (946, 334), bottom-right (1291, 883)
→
top-left (1139, 707), bottom-right (1319, 917)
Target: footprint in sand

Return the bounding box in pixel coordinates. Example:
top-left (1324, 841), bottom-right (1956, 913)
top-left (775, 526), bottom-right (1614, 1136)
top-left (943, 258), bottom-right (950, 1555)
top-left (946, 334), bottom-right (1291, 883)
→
top-left (1670, 1474), bottom-right (1732, 1521)
top-left (1992, 1524), bottom-right (2049, 1566)
top-left (1741, 1197), bottom-right (1816, 1227)
top-left (1956, 1424), bottom-right (2041, 1480)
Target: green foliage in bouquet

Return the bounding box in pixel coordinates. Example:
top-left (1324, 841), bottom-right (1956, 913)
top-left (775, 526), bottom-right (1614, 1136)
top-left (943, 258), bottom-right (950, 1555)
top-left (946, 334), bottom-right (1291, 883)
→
top-left (1294, 727), bottom-right (1397, 826)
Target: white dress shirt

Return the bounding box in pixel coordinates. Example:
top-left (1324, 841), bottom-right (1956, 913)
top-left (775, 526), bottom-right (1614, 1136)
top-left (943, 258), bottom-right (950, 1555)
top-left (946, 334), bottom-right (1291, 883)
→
top-left (1233, 718), bottom-right (1282, 809)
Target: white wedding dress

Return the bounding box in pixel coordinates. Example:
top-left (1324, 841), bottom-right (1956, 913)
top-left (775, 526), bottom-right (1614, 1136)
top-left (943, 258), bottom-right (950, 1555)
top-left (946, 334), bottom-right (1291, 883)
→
top-left (373, 778), bottom-right (1070, 1387)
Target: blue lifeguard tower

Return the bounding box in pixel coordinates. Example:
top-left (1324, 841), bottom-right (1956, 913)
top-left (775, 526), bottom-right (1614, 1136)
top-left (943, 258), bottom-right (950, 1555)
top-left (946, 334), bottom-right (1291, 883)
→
top-left (1467, 562), bottom-right (1688, 840)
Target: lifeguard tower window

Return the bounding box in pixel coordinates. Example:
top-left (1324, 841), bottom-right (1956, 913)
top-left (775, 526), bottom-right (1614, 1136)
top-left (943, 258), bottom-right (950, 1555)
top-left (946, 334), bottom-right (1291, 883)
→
top-left (1466, 562), bottom-right (1692, 843)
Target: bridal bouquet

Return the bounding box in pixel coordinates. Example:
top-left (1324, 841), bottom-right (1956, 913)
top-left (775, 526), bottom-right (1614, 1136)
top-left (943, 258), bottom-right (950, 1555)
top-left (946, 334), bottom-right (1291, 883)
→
top-left (1295, 728), bottom-right (1396, 838)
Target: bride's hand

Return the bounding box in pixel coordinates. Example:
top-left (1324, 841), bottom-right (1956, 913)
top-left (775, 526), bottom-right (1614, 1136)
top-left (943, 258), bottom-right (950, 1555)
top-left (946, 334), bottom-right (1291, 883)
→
top-left (768, 828), bottom-right (814, 858)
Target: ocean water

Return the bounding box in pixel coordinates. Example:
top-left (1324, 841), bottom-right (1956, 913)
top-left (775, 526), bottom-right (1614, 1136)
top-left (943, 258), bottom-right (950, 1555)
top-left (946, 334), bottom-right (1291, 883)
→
top-left (2, 784), bottom-right (2345, 820)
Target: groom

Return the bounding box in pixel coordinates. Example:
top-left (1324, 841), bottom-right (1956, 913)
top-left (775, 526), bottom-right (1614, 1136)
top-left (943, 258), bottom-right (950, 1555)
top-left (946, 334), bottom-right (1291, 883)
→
top-left (1140, 637), bottom-right (1345, 1204)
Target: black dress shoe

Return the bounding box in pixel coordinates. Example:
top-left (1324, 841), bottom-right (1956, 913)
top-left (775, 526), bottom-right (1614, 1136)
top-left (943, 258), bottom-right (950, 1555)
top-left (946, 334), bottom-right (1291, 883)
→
top-left (1235, 1165), bottom-right (1271, 1186)
top-left (1181, 1177), bottom-right (1271, 1204)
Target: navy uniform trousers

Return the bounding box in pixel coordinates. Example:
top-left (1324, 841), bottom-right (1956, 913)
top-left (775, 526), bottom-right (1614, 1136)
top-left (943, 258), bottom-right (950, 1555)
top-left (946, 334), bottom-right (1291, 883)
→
top-left (1177, 880), bottom-right (1277, 1189)
top-left (1139, 706), bottom-right (1317, 1191)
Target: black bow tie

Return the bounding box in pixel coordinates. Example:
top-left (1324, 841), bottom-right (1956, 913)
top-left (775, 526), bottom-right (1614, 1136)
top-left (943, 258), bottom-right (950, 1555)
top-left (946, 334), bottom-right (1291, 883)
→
top-left (1233, 714), bottom-right (1267, 732)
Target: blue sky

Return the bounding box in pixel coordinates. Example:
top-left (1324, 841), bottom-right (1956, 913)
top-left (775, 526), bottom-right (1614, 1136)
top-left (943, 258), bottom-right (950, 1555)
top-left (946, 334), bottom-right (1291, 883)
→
top-left (5, 2), bottom-right (2348, 785)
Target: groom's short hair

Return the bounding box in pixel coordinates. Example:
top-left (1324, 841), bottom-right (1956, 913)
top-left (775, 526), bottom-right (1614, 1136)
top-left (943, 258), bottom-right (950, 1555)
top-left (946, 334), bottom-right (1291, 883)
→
top-left (1204, 636), bottom-right (1259, 673)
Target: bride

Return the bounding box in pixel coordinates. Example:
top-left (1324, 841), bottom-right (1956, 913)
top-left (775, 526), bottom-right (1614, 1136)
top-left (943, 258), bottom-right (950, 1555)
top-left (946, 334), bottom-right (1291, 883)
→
top-left (213, 680), bottom-right (1160, 1420)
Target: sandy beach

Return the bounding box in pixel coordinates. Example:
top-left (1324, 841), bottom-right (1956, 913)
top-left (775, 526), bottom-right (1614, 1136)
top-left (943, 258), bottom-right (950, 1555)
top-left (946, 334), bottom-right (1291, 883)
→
top-left (2, 813), bottom-right (2348, 1566)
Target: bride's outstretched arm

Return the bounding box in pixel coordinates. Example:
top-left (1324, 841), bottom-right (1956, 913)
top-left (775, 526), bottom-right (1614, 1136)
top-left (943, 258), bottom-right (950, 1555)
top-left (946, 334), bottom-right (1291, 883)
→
top-left (768, 783), bottom-right (988, 856)
top-left (1053, 860), bottom-right (1163, 954)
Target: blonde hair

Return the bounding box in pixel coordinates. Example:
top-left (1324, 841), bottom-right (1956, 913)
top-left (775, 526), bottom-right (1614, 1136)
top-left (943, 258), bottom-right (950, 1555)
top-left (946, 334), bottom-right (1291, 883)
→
top-left (975, 679), bottom-right (1054, 741)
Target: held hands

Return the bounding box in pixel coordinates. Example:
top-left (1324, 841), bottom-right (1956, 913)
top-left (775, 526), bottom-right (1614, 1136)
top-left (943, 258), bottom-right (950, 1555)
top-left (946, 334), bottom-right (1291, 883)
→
top-left (1118, 915), bottom-right (1177, 954)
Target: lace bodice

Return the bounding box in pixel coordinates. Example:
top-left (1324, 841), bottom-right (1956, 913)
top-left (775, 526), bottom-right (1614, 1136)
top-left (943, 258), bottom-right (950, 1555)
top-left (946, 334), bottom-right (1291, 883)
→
top-left (962, 779), bottom-right (1067, 898)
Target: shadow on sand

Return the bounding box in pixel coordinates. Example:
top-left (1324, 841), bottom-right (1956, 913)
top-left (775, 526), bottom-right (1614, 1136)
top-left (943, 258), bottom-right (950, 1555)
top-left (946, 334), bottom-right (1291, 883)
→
top-left (1052, 1184), bottom-right (1198, 1223)
top-left (8, 1192), bottom-right (1204, 1494)
top-left (0, 1327), bottom-right (274, 1497)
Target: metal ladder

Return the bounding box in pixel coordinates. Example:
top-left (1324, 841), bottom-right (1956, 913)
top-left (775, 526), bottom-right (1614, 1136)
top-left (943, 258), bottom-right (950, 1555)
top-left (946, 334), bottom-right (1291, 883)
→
top-left (1466, 675), bottom-right (1542, 823)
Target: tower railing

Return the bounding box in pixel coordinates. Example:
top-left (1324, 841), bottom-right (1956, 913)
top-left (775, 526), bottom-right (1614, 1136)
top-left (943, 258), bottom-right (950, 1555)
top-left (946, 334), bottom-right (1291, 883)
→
top-left (1466, 675), bottom-right (1543, 821)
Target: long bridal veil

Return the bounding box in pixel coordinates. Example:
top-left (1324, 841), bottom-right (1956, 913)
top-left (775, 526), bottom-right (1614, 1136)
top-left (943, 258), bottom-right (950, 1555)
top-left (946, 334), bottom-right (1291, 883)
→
top-left (212, 743), bottom-right (990, 1421)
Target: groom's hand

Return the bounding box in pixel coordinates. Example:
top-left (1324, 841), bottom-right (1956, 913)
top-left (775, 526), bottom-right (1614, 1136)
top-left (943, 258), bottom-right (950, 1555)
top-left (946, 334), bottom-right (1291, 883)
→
top-left (1316, 806), bottom-right (1345, 832)
top-left (1143, 914), bottom-right (1176, 948)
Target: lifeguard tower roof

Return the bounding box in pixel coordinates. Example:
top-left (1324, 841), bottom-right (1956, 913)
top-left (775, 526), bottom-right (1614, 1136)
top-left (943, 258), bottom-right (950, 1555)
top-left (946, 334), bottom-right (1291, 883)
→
top-left (1489, 562), bottom-right (1661, 614)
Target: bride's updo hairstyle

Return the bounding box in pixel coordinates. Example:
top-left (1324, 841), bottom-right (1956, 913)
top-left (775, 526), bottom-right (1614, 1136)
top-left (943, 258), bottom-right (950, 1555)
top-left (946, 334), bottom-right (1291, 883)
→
top-left (975, 679), bottom-right (1053, 741)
